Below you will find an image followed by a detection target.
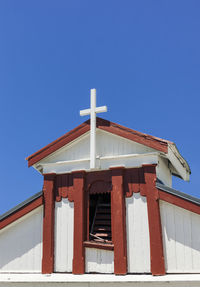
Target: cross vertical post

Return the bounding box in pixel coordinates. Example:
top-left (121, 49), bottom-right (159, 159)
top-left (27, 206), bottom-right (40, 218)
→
top-left (90, 89), bottom-right (96, 169)
top-left (80, 89), bottom-right (107, 169)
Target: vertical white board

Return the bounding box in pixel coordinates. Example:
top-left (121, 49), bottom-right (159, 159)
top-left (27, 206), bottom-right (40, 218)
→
top-left (160, 200), bottom-right (200, 273)
top-left (54, 198), bottom-right (74, 272)
top-left (126, 193), bottom-right (151, 273)
top-left (41, 129), bottom-right (155, 164)
top-left (156, 156), bottom-right (172, 187)
top-left (85, 248), bottom-right (114, 273)
top-left (0, 206), bottom-right (43, 273)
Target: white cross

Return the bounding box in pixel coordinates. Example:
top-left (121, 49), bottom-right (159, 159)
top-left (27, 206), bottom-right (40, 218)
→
top-left (80, 89), bottom-right (107, 169)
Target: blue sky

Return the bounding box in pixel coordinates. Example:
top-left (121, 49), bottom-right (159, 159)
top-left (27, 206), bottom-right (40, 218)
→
top-left (0, 1), bottom-right (199, 214)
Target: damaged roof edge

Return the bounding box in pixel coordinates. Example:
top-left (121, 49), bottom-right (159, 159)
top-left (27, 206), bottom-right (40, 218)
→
top-left (156, 182), bottom-right (200, 206)
top-left (169, 143), bottom-right (191, 174)
top-left (0, 191), bottom-right (43, 222)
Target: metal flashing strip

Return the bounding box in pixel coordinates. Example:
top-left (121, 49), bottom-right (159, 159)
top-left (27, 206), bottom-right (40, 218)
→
top-left (156, 182), bottom-right (200, 206)
top-left (0, 191), bottom-right (43, 221)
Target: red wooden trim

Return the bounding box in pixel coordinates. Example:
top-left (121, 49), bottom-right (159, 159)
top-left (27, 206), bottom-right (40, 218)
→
top-left (88, 180), bottom-right (112, 194)
top-left (27, 122), bottom-right (90, 167)
top-left (72, 171), bottom-right (86, 274)
top-left (143, 165), bottom-right (165, 276)
top-left (42, 173), bottom-right (56, 274)
top-left (0, 196), bottom-right (43, 230)
top-left (55, 173), bottom-right (74, 202)
top-left (124, 167), bottom-right (140, 197)
top-left (83, 241), bottom-right (114, 251)
top-left (27, 118), bottom-right (169, 167)
top-left (158, 190), bottom-right (200, 215)
top-left (110, 167), bottom-right (127, 275)
top-left (97, 118), bottom-right (169, 153)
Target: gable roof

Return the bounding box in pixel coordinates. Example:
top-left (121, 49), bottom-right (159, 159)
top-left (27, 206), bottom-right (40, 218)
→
top-left (26, 117), bottom-right (171, 167)
top-left (26, 117), bottom-right (190, 180)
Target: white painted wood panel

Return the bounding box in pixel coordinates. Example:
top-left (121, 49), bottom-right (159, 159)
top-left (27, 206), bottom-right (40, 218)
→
top-left (85, 248), bottom-right (114, 274)
top-left (2, 274), bottom-right (200, 287)
top-left (126, 193), bottom-right (151, 273)
top-left (40, 129), bottom-right (155, 164)
top-left (0, 206), bottom-right (43, 273)
top-left (156, 156), bottom-right (172, 187)
top-left (41, 153), bottom-right (159, 174)
top-left (54, 198), bottom-right (74, 272)
top-left (96, 129), bottom-right (155, 157)
top-left (160, 200), bottom-right (200, 273)
top-left (38, 129), bottom-right (161, 174)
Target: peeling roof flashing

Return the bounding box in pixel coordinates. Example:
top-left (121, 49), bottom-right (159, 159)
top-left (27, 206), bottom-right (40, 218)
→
top-left (156, 182), bottom-right (200, 206)
top-left (167, 143), bottom-right (191, 182)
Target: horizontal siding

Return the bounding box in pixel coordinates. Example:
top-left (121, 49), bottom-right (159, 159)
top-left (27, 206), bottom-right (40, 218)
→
top-left (126, 193), bottom-right (150, 273)
top-left (41, 129), bottom-right (155, 164)
top-left (96, 130), bottom-right (155, 157)
top-left (0, 206), bottom-right (43, 273)
top-left (160, 200), bottom-right (200, 273)
top-left (54, 198), bottom-right (74, 272)
top-left (85, 248), bottom-right (114, 273)
top-left (41, 129), bottom-right (159, 174)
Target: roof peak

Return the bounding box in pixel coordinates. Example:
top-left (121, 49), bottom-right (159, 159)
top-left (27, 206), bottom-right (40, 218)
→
top-left (26, 117), bottom-right (171, 167)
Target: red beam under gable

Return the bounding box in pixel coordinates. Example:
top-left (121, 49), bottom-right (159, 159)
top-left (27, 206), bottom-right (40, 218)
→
top-left (26, 118), bottom-right (169, 167)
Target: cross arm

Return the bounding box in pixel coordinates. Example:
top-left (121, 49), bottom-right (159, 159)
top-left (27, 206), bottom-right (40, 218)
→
top-left (80, 108), bottom-right (91, 116)
top-left (95, 106), bottom-right (107, 113)
top-left (80, 106), bottom-right (107, 116)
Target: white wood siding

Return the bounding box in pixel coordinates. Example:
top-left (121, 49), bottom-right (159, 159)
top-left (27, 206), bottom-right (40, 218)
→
top-left (96, 129), bottom-right (155, 157)
top-left (39, 129), bottom-right (162, 174)
top-left (156, 156), bottom-right (172, 187)
top-left (1, 274), bottom-right (200, 287)
top-left (0, 206), bottom-right (43, 273)
top-left (85, 248), bottom-right (114, 273)
top-left (54, 198), bottom-right (74, 272)
top-left (126, 193), bottom-right (151, 273)
top-left (160, 200), bottom-right (200, 273)
top-left (41, 129), bottom-right (155, 164)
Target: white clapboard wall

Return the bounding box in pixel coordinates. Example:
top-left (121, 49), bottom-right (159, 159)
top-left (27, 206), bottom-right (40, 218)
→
top-left (41, 129), bottom-right (155, 163)
top-left (54, 198), bottom-right (74, 272)
top-left (39, 129), bottom-right (172, 187)
top-left (126, 193), bottom-right (151, 273)
top-left (160, 200), bottom-right (200, 273)
top-left (85, 248), bottom-right (114, 274)
top-left (0, 206), bottom-right (43, 273)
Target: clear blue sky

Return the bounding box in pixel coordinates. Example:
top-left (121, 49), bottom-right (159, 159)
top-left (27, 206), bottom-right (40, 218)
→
top-left (0, 1), bottom-right (199, 214)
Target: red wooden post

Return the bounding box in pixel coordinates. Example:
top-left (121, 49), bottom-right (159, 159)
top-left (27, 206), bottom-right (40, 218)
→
top-left (110, 167), bottom-right (127, 275)
top-left (42, 173), bottom-right (56, 274)
top-left (143, 164), bottom-right (165, 276)
top-left (72, 171), bottom-right (86, 274)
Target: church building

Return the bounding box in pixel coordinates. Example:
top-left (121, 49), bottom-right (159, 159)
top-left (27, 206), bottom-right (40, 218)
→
top-left (1, 89), bottom-right (200, 286)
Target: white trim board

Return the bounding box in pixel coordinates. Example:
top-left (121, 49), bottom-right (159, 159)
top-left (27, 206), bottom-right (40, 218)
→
top-left (1, 274), bottom-right (200, 286)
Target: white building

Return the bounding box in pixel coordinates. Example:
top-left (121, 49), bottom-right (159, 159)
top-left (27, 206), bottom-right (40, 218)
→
top-left (1, 92), bottom-right (200, 286)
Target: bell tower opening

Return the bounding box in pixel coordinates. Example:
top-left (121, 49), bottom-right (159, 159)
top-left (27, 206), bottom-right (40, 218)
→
top-left (89, 193), bottom-right (112, 243)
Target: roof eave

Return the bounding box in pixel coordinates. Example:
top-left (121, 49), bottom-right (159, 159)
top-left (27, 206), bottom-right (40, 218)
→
top-left (167, 143), bottom-right (191, 181)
